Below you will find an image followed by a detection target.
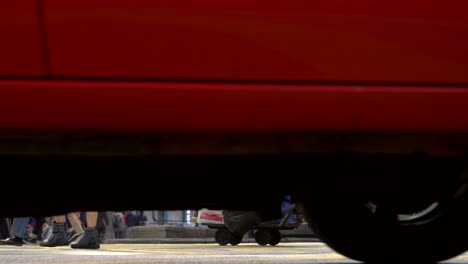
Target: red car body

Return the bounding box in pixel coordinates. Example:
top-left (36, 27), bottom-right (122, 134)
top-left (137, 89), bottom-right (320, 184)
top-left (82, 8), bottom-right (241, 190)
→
top-left (1, 1), bottom-right (468, 262)
top-left (2, 0), bottom-right (468, 134)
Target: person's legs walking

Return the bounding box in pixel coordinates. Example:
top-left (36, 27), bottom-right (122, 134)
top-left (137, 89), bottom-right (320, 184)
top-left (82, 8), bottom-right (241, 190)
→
top-left (66, 212), bottom-right (84, 243)
top-left (23, 217), bottom-right (46, 244)
top-left (0, 217), bottom-right (30, 246)
top-left (40, 215), bottom-right (68, 247)
top-left (71, 211), bottom-right (100, 249)
top-left (11, 217), bottom-right (30, 239)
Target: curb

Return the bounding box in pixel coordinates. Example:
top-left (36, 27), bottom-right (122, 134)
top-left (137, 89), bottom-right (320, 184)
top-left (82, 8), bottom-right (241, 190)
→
top-left (103, 237), bottom-right (321, 244)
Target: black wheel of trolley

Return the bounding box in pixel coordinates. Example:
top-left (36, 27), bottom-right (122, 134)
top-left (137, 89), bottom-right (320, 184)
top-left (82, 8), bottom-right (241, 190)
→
top-left (229, 234), bottom-right (243, 246)
top-left (254, 229), bottom-right (272, 246)
top-left (214, 227), bottom-right (232, 246)
top-left (269, 229), bottom-right (281, 246)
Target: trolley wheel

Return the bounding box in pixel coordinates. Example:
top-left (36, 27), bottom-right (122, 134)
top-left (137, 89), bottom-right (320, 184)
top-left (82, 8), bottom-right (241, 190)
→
top-left (215, 228), bottom-right (232, 246)
top-left (254, 229), bottom-right (271, 246)
top-left (230, 234), bottom-right (243, 246)
top-left (269, 229), bottom-right (281, 246)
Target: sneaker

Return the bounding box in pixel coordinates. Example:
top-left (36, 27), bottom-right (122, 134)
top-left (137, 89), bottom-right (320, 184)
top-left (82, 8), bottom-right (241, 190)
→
top-left (68, 232), bottom-right (82, 244)
top-left (41, 226), bottom-right (52, 241)
top-left (0, 237), bottom-right (23, 246)
top-left (23, 237), bottom-right (37, 245)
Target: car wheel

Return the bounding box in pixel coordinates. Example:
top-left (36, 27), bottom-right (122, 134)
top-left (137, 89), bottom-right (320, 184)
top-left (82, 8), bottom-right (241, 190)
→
top-left (303, 179), bottom-right (468, 262)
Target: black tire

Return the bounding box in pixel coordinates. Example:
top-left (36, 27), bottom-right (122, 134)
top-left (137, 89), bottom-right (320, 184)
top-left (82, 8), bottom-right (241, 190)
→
top-left (254, 229), bottom-right (271, 246)
top-left (269, 229), bottom-right (281, 246)
top-left (229, 234), bottom-right (243, 246)
top-left (214, 228), bottom-right (232, 246)
top-left (303, 181), bottom-right (468, 262)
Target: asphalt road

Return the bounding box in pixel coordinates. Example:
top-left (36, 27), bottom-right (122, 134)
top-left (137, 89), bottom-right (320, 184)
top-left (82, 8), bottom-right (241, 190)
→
top-left (0, 242), bottom-right (467, 264)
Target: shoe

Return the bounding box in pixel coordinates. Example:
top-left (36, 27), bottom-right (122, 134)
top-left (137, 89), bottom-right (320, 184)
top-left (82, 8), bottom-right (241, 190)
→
top-left (70, 228), bottom-right (100, 249)
top-left (0, 237), bottom-right (23, 246)
top-left (23, 237), bottom-right (37, 245)
top-left (41, 226), bottom-right (52, 241)
top-left (40, 222), bottom-right (68, 247)
top-left (68, 232), bottom-right (82, 244)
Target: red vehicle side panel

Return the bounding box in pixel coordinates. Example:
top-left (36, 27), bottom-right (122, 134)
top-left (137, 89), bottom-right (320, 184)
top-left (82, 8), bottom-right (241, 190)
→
top-left (1, 80), bottom-right (467, 133)
top-left (0, 1), bottom-right (45, 76)
top-left (43, 0), bottom-right (468, 84)
top-left (356, 87), bottom-right (468, 131)
top-left (0, 81), bottom-right (357, 132)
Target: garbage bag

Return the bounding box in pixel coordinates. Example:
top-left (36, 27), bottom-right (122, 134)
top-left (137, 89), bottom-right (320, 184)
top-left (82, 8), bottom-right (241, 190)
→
top-left (222, 210), bottom-right (260, 237)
